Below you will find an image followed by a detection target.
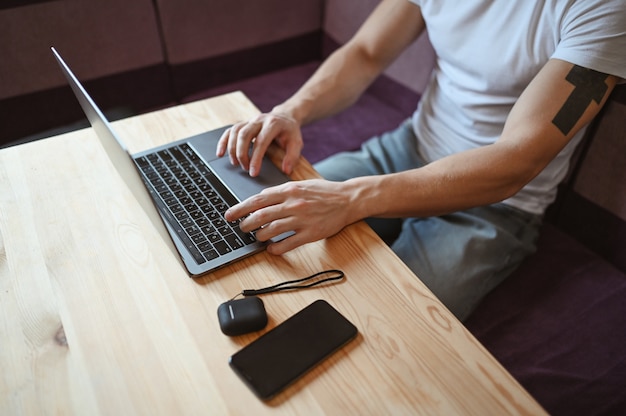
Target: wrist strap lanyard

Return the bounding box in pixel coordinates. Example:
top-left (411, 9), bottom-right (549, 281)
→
top-left (231, 269), bottom-right (345, 299)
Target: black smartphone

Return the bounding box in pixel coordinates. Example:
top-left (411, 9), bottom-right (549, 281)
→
top-left (229, 299), bottom-right (358, 400)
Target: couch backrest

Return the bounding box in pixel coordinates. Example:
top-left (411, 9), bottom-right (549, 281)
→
top-left (549, 85), bottom-right (626, 272)
top-left (154, 0), bottom-right (323, 66)
top-left (0, 0), bottom-right (169, 145)
top-left (154, 0), bottom-right (324, 100)
top-left (574, 86), bottom-right (626, 222)
top-left (1, 0), bottom-right (325, 146)
top-left (0, 0), bottom-right (164, 100)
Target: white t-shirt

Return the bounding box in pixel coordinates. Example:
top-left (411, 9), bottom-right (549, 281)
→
top-left (409, 0), bottom-right (626, 214)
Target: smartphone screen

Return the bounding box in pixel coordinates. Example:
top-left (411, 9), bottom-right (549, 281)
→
top-left (229, 299), bottom-right (358, 400)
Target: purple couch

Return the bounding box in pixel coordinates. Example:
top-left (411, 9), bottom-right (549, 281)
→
top-left (3, 1), bottom-right (624, 414)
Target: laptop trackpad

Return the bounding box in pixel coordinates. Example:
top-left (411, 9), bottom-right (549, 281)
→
top-left (208, 156), bottom-right (289, 201)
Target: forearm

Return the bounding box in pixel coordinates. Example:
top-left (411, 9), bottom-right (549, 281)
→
top-left (342, 144), bottom-right (536, 222)
top-left (273, 0), bottom-right (425, 127)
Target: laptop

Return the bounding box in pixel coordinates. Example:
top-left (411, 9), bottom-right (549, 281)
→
top-left (51, 47), bottom-right (291, 276)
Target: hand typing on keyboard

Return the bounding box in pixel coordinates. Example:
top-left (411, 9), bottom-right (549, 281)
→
top-left (225, 179), bottom-right (359, 255)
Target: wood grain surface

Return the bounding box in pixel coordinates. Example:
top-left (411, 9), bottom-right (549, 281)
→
top-left (0, 92), bottom-right (545, 415)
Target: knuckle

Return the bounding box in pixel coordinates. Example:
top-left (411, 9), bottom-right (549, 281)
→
top-left (236, 145), bottom-right (248, 160)
top-left (253, 210), bottom-right (271, 225)
top-left (283, 181), bottom-right (304, 195)
top-left (250, 193), bottom-right (265, 204)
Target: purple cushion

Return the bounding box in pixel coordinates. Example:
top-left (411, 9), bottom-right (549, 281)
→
top-left (466, 223), bottom-right (626, 415)
top-left (299, 94), bottom-right (410, 163)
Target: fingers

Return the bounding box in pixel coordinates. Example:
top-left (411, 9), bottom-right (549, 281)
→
top-left (224, 180), bottom-right (347, 256)
top-left (215, 116), bottom-right (274, 176)
top-left (237, 207), bottom-right (310, 256)
top-left (224, 186), bottom-right (292, 239)
top-left (225, 187), bottom-right (281, 224)
top-left (281, 137), bottom-right (304, 175)
top-left (216, 120), bottom-right (259, 172)
top-left (266, 233), bottom-right (308, 255)
top-left (248, 123), bottom-right (277, 177)
top-left (217, 113), bottom-right (303, 177)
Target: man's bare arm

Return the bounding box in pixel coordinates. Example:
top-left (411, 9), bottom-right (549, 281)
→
top-left (277, 0), bottom-right (426, 125)
top-left (348, 59), bottom-right (619, 220)
top-left (226, 60), bottom-right (618, 254)
top-left (216, 0), bottom-right (425, 176)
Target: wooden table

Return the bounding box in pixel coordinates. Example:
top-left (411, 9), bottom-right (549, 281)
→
top-left (0, 92), bottom-right (546, 415)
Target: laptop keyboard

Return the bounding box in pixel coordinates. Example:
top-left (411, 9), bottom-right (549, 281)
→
top-left (135, 143), bottom-right (256, 264)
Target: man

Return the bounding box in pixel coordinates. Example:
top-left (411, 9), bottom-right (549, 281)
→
top-left (217, 0), bottom-right (625, 320)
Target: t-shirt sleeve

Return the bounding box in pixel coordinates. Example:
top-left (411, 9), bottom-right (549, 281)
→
top-left (553, 0), bottom-right (626, 81)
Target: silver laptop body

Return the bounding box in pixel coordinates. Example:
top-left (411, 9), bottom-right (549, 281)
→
top-left (52, 47), bottom-right (290, 276)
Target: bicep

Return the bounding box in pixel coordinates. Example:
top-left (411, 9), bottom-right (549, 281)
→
top-left (499, 59), bottom-right (618, 179)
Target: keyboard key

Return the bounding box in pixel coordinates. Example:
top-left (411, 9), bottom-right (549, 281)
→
top-left (235, 227), bottom-right (257, 245)
top-left (180, 218), bottom-right (194, 228)
top-left (175, 211), bottom-right (190, 221)
top-left (191, 234), bottom-right (207, 245)
top-left (198, 241), bottom-right (212, 252)
top-left (196, 217), bottom-right (210, 228)
top-left (136, 156), bottom-right (150, 167)
top-left (199, 223), bottom-right (214, 233)
top-left (185, 224), bottom-right (200, 235)
top-left (213, 241), bottom-right (232, 255)
top-left (190, 210), bottom-right (204, 221)
top-left (157, 150), bottom-right (172, 161)
top-left (203, 249), bottom-right (219, 261)
top-left (169, 203), bottom-right (184, 213)
top-left (207, 232), bottom-right (221, 243)
top-left (225, 234), bottom-right (244, 250)
top-left (217, 224), bottom-right (231, 236)
top-left (170, 147), bottom-right (187, 163)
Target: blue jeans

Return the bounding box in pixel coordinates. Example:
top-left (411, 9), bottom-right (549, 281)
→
top-left (314, 121), bottom-right (542, 321)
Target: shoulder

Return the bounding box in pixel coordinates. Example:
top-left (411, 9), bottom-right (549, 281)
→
top-left (560, 0), bottom-right (626, 37)
top-left (555, 0), bottom-right (626, 80)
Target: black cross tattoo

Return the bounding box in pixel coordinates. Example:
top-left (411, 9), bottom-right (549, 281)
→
top-left (552, 65), bottom-right (609, 135)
